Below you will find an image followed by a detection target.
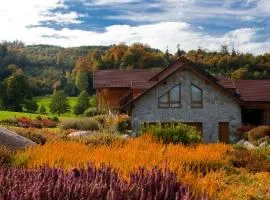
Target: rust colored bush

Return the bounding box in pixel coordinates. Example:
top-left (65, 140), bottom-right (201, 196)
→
top-left (232, 149), bottom-right (270, 172)
top-left (248, 126), bottom-right (270, 141)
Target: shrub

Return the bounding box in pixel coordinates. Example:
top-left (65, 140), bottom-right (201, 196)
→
top-left (52, 116), bottom-right (59, 122)
top-left (0, 165), bottom-right (203, 200)
top-left (8, 127), bottom-right (62, 142)
top-left (236, 124), bottom-right (256, 139)
top-left (92, 115), bottom-right (107, 126)
top-left (16, 130), bottom-right (47, 145)
top-left (71, 133), bottom-right (126, 146)
top-left (1, 118), bottom-right (18, 126)
top-left (60, 118), bottom-right (100, 131)
top-left (24, 99), bottom-right (38, 113)
top-left (36, 115), bottom-right (42, 120)
top-left (232, 149), bottom-right (270, 172)
top-left (83, 107), bottom-right (97, 117)
top-left (248, 126), bottom-right (270, 141)
top-left (41, 118), bottom-right (57, 128)
top-left (144, 122), bottom-right (201, 144)
top-left (39, 104), bottom-right (46, 114)
top-left (0, 145), bottom-right (13, 165)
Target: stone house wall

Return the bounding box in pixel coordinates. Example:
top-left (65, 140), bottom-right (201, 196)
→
top-left (131, 69), bottom-right (242, 142)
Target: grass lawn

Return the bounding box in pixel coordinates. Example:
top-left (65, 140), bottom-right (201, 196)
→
top-left (0, 110), bottom-right (73, 121)
top-left (0, 95), bottom-right (96, 121)
top-left (34, 95), bottom-right (96, 117)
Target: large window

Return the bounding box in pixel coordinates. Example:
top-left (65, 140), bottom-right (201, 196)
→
top-left (191, 84), bottom-right (203, 108)
top-left (158, 84), bottom-right (181, 108)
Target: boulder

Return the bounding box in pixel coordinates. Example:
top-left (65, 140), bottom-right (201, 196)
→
top-left (0, 127), bottom-right (36, 149)
top-left (68, 131), bottom-right (94, 137)
top-left (243, 141), bottom-right (257, 149)
top-left (236, 139), bottom-right (246, 146)
top-left (120, 134), bottom-right (130, 139)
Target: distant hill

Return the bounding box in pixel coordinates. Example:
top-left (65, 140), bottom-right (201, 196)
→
top-left (0, 42), bottom-right (269, 97)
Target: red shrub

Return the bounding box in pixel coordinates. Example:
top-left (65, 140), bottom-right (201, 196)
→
top-left (16, 117), bottom-right (32, 124)
top-left (42, 119), bottom-right (57, 128)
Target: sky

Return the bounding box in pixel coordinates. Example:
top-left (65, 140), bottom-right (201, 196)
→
top-left (0, 0), bottom-right (270, 54)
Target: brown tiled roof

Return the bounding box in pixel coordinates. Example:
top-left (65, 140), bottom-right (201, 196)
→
top-left (131, 81), bottom-right (157, 89)
top-left (216, 76), bottom-right (236, 89)
top-left (234, 80), bottom-right (270, 102)
top-left (93, 69), bottom-right (160, 88)
top-left (217, 77), bottom-right (270, 102)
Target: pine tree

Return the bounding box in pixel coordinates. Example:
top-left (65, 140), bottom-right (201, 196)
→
top-left (176, 44), bottom-right (185, 58)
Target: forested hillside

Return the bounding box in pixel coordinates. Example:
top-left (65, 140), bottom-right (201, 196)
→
top-left (0, 41), bottom-right (270, 101)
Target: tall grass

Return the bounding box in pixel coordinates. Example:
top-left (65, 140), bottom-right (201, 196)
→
top-left (15, 134), bottom-right (232, 197)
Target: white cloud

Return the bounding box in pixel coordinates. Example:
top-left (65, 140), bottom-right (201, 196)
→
top-left (85, 0), bottom-right (142, 5)
top-left (0, 0), bottom-right (82, 27)
top-left (0, 0), bottom-right (269, 55)
top-left (1, 21), bottom-right (268, 55)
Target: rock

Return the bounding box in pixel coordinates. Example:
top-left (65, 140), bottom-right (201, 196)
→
top-left (243, 141), bottom-right (257, 149)
top-left (120, 134), bottom-right (130, 139)
top-left (259, 141), bottom-right (270, 148)
top-left (236, 139), bottom-right (246, 146)
top-left (0, 127), bottom-right (36, 149)
top-left (68, 131), bottom-right (92, 137)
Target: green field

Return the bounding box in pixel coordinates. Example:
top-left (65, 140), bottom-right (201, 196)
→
top-left (34, 95), bottom-right (96, 117)
top-left (0, 95), bottom-right (96, 121)
top-left (0, 110), bottom-right (73, 121)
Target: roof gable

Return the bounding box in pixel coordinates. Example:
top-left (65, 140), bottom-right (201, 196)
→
top-left (123, 57), bottom-right (244, 110)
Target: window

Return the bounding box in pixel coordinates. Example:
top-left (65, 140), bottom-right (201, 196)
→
top-left (191, 84), bottom-right (202, 108)
top-left (158, 84), bottom-right (181, 108)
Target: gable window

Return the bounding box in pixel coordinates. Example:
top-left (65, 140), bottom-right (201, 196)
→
top-left (158, 84), bottom-right (181, 108)
top-left (191, 84), bottom-right (203, 108)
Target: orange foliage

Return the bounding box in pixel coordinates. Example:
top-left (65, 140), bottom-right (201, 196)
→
top-left (16, 135), bottom-right (232, 197)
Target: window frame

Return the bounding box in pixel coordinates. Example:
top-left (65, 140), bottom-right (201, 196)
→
top-left (158, 84), bottom-right (181, 108)
top-left (191, 83), bottom-right (203, 108)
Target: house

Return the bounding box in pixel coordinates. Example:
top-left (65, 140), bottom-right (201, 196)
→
top-left (93, 57), bottom-right (270, 143)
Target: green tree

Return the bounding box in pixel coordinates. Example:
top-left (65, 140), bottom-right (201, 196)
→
top-left (24, 99), bottom-right (38, 113)
top-left (4, 71), bottom-right (30, 111)
top-left (176, 44), bottom-right (185, 58)
top-left (49, 90), bottom-right (70, 116)
top-left (39, 105), bottom-right (47, 114)
top-left (75, 70), bottom-right (89, 91)
top-left (231, 67), bottom-right (249, 80)
top-left (73, 90), bottom-right (90, 115)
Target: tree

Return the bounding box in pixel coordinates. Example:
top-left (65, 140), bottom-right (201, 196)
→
top-left (56, 51), bottom-right (63, 66)
top-left (75, 70), bottom-right (89, 91)
top-left (73, 90), bottom-right (90, 115)
top-left (4, 70), bottom-right (30, 111)
top-left (220, 45), bottom-right (229, 55)
top-left (49, 90), bottom-right (70, 116)
top-left (24, 99), bottom-right (38, 113)
top-left (231, 67), bottom-right (249, 79)
top-left (39, 105), bottom-right (47, 114)
top-left (176, 44), bottom-right (185, 58)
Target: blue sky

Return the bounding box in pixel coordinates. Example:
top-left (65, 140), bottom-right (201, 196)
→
top-left (0, 0), bottom-right (269, 54)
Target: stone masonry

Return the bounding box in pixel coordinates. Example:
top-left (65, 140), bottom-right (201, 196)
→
top-left (131, 69), bottom-right (242, 143)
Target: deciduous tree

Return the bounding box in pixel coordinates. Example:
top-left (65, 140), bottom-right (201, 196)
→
top-left (50, 90), bottom-right (70, 116)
